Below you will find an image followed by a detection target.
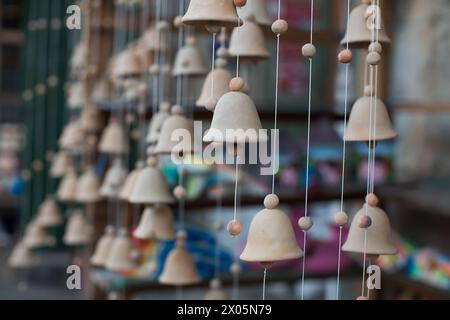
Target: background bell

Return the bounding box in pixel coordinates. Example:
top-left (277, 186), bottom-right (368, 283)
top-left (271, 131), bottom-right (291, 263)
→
top-left (80, 106), bottom-right (104, 133)
top-left (63, 211), bottom-right (93, 246)
top-left (67, 81), bottom-right (88, 109)
top-left (35, 196), bottom-right (63, 227)
top-left (172, 37), bottom-right (208, 77)
top-left (111, 48), bottom-right (142, 80)
top-left (91, 226), bottom-right (115, 267)
top-left (77, 167), bottom-right (102, 203)
top-left (50, 151), bottom-right (73, 178)
top-left (57, 168), bottom-right (78, 202)
top-left (203, 279), bottom-right (229, 300)
top-left (8, 242), bottom-right (40, 269)
top-left (196, 66), bottom-right (233, 108)
top-left (133, 205), bottom-right (176, 241)
top-left (228, 17), bottom-right (270, 61)
top-left (182, 0), bottom-right (241, 28)
top-left (119, 161), bottom-right (144, 201)
top-left (23, 223), bottom-right (56, 249)
top-left (100, 159), bottom-right (128, 199)
top-left (105, 228), bottom-right (136, 272)
top-left (59, 120), bottom-right (85, 152)
top-left (98, 118), bottom-right (129, 155)
top-left (237, 0), bottom-right (271, 26)
top-left (146, 102), bottom-right (171, 144)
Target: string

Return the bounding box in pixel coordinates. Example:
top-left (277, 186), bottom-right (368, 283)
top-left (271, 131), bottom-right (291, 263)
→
top-left (301, 0), bottom-right (315, 301)
top-left (262, 268), bottom-right (267, 300)
top-left (152, 0), bottom-right (161, 114)
top-left (233, 155), bottom-right (239, 221)
top-left (176, 0), bottom-right (184, 107)
top-left (235, 17), bottom-right (241, 78)
top-left (210, 33), bottom-right (217, 98)
top-left (178, 164), bottom-right (185, 231)
top-left (214, 168), bottom-right (223, 279)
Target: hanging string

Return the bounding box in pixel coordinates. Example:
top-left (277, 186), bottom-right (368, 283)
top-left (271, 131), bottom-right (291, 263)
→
top-left (152, 0), bottom-right (162, 114)
top-left (176, 0), bottom-right (185, 107)
top-left (210, 33), bottom-right (217, 99)
top-left (235, 18), bottom-right (241, 78)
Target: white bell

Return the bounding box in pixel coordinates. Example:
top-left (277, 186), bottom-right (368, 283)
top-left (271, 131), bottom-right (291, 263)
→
top-left (77, 167), bottom-right (102, 203)
top-left (133, 205), bottom-right (176, 241)
top-left (91, 226), bottom-right (115, 267)
top-left (105, 228), bottom-right (136, 272)
top-left (63, 210), bottom-right (93, 246)
top-left (172, 36), bottom-right (208, 77)
top-left (100, 159), bottom-right (128, 199)
top-left (146, 102), bottom-right (171, 144)
top-left (35, 196), bottom-right (63, 227)
top-left (8, 242), bottom-right (40, 269)
top-left (237, 0), bottom-right (271, 25)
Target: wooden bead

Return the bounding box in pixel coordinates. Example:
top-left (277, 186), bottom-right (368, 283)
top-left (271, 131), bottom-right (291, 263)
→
top-left (358, 215), bottom-right (372, 229)
top-left (234, 0), bottom-right (246, 7)
top-left (206, 25), bottom-right (221, 34)
top-left (230, 262), bottom-right (241, 275)
top-left (264, 194), bottom-right (279, 209)
top-left (364, 85), bottom-right (373, 96)
top-left (366, 193), bottom-right (379, 207)
top-left (32, 160), bottom-right (43, 172)
top-left (367, 51), bottom-right (381, 65)
top-left (173, 186), bottom-right (186, 200)
top-left (205, 97), bottom-right (218, 111)
top-left (147, 156), bottom-right (158, 167)
top-left (369, 42), bottom-right (382, 54)
top-left (227, 220), bottom-right (242, 237)
top-left (302, 43), bottom-right (316, 59)
top-left (298, 216), bottom-right (313, 231)
top-left (271, 19), bottom-right (288, 34)
top-left (186, 36), bottom-right (197, 45)
top-left (171, 105), bottom-right (183, 115)
top-left (215, 58), bottom-right (227, 68)
top-left (229, 77), bottom-right (245, 92)
top-left (338, 49), bottom-right (352, 64)
top-left (173, 16), bottom-right (183, 28)
top-left (335, 211), bottom-right (348, 226)
top-left (260, 262), bottom-right (273, 269)
top-left (217, 47), bottom-right (228, 58)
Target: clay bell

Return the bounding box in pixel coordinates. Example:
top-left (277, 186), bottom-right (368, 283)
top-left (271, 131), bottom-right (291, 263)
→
top-left (92, 78), bottom-right (112, 102)
top-left (98, 118), bottom-right (129, 155)
top-left (59, 120), bottom-right (85, 152)
top-left (140, 24), bottom-right (168, 52)
top-left (23, 223), bottom-right (56, 248)
top-left (172, 36), bottom-right (208, 77)
top-left (77, 167), bottom-right (102, 203)
top-left (159, 232), bottom-right (201, 286)
top-left (63, 210), bottom-right (93, 246)
top-left (35, 196), bottom-right (63, 227)
top-left (8, 242), bottom-right (40, 269)
top-left (133, 205), bottom-right (176, 241)
top-left (204, 279), bottom-right (229, 300)
top-left (182, 0), bottom-right (241, 28)
top-left (237, 0), bottom-right (271, 25)
top-left (240, 194), bottom-right (303, 265)
top-left (342, 197), bottom-right (397, 256)
top-left (100, 159), bottom-right (128, 199)
top-left (80, 106), bottom-right (104, 132)
top-left (57, 168), bottom-right (78, 202)
top-left (119, 161), bottom-right (144, 201)
top-left (145, 102), bottom-right (171, 144)
top-left (196, 64), bottom-right (233, 108)
top-left (50, 151), bottom-right (73, 178)
top-left (341, 3), bottom-right (391, 48)
top-left (344, 95), bottom-right (397, 142)
top-left (105, 228), bottom-right (136, 272)
top-left (91, 226), bottom-right (115, 267)
top-left (111, 47), bottom-right (142, 80)
top-left (228, 17), bottom-right (270, 61)
top-left (71, 41), bottom-right (88, 74)
top-left (129, 157), bottom-right (175, 205)
top-left (68, 81), bottom-right (88, 109)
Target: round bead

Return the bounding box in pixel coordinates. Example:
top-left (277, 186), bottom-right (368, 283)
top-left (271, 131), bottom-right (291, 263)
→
top-left (302, 43), bottom-right (316, 59)
top-left (358, 215), bottom-right (372, 229)
top-left (227, 220), bottom-right (242, 237)
top-left (35, 83), bottom-right (46, 95)
top-left (356, 296), bottom-right (369, 300)
top-left (160, 101), bottom-right (171, 112)
top-left (173, 185), bottom-right (186, 200)
top-left (229, 77), bottom-right (245, 92)
top-left (157, 21), bottom-right (169, 31)
top-left (171, 105), bottom-right (183, 115)
top-left (338, 49), bottom-right (353, 64)
top-left (47, 75), bottom-right (59, 87)
top-left (366, 193), bottom-right (379, 207)
top-left (264, 194), bottom-right (279, 209)
top-left (369, 42), bottom-right (382, 54)
top-left (146, 156), bottom-right (158, 167)
top-left (173, 16), bottom-right (183, 28)
top-left (363, 85), bottom-right (373, 96)
top-left (298, 216), bottom-right (314, 231)
top-left (215, 58), bottom-right (227, 68)
top-left (32, 160), bottom-right (43, 172)
top-left (206, 25), bottom-right (221, 34)
top-left (271, 19), bottom-right (288, 34)
top-left (234, 0), bottom-right (247, 7)
top-left (367, 51), bottom-right (381, 65)
top-left (335, 211), bottom-right (349, 226)
top-left (230, 262), bottom-right (241, 275)
top-left (205, 97), bottom-right (218, 111)
top-left (177, 230), bottom-right (188, 241)
top-left (149, 64), bottom-right (159, 75)
top-left (217, 47), bottom-right (228, 58)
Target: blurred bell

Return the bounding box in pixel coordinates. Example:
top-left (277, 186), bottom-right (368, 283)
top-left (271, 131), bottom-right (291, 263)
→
top-left (80, 106), bottom-right (104, 132)
top-left (111, 47), bottom-right (142, 80)
top-left (8, 242), bottom-right (40, 269)
top-left (50, 151), bottom-right (73, 178)
top-left (23, 223), bottom-right (56, 249)
top-left (59, 120), bottom-right (85, 152)
top-left (182, 0), bottom-right (241, 28)
top-left (119, 161), bottom-right (144, 201)
top-left (91, 226), bottom-right (115, 267)
top-left (105, 228), bottom-right (136, 272)
top-left (229, 16), bottom-right (270, 61)
top-left (68, 81), bottom-right (88, 109)
top-left (71, 41), bottom-right (88, 73)
top-left (145, 102), bottom-right (171, 144)
top-left (63, 210), bottom-right (93, 246)
top-left (57, 168), bottom-right (78, 202)
top-left (92, 78), bottom-right (112, 102)
top-left (133, 205), bottom-right (176, 241)
top-left (237, 0), bottom-right (271, 25)
top-left (35, 196), bottom-right (63, 227)
top-left (100, 159), bottom-right (128, 199)
top-left (172, 36), bottom-right (208, 77)
top-left (98, 118), bottom-right (129, 155)
top-left (204, 279), bottom-right (229, 300)
top-left (196, 65), bottom-right (233, 108)
top-left (77, 167), bottom-right (102, 203)
top-left (140, 23), bottom-right (168, 52)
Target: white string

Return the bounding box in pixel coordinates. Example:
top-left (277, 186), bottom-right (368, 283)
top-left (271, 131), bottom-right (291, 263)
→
top-left (262, 268), bottom-right (267, 300)
top-left (176, 0), bottom-right (184, 107)
top-left (271, 32), bottom-right (280, 194)
top-left (210, 33), bottom-right (217, 98)
top-left (235, 17), bottom-right (241, 78)
top-left (233, 155), bottom-right (239, 221)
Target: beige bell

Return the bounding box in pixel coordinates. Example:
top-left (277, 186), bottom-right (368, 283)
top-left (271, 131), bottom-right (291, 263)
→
top-left (129, 158), bottom-right (175, 205)
top-left (8, 242), bottom-right (40, 269)
top-left (71, 41), bottom-right (88, 72)
top-left (159, 232), bottom-right (201, 286)
top-left (172, 36), bottom-right (208, 77)
top-left (182, 0), bottom-right (241, 28)
top-left (228, 17), bottom-right (270, 61)
top-left (59, 120), bottom-right (85, 152)
top-left (204, 279), bottom-right (229, 300)
top-left (342, 200), bottom-right (397, 256)
top-left (119, 161), bottom-right (144, 201)
top-left (111, 47), bottom-right (142, 79)
top-left (105, 228), bottom-right (136, 272)
top-left (92, 78), bottom-right (112, 102)
top-left (240, 195), bottom-right (303, 265)
top-left (91, 225), bottom-right (115, 267)
top-left (98, 118), bottom-right (129, 155)
top-left (133, 205), bottom-right (176, 241)
top-left (196, 66), bottom-right (233, 108)
top-left (100, 159), bottom-right (128, 199)
top-left (145, 102), bottom-right (171, 144)
top-left (341, 3), bottom-right (391, 48)
top-left (68, 81), bottom-right (88, 109)
top-left (153, 106), bottom-right (199, 155)
top-left (344, 95), bottom-right (397, 142)
top-left (80, 106), bottom-right (104, 132)
top-left (77, 167), bottom-right (102, 203)
top-left (63, 211), bottom-right (93, 246)
top-left (23, 223), bottom-right (56, 248)
top-left (35, 197), bottom-right (63, 227)
top-left (140, 24), bottom-right (168, 52)
top-left (57, 168), bottom-right (78, 202)
top-left (237, 0), bottom-right (271, 25)
top-left (50, 151), bottom-right (73, 178)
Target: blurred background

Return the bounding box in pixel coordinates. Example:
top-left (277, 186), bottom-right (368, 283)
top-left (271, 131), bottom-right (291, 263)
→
top-left (0, 0), bottom-right (449, 300)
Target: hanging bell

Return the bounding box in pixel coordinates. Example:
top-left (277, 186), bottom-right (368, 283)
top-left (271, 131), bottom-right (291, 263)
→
top-left (344, 94), bottom-right (397, 142)
top-left (159, 231), bottom-right (201, 286)
top-left (59, 120), bottom-right (85, 152)
top-left (98, 118), bottom-right (129, 155)
top-left (203, 279), bottom-right (229, 300)
top-left (182, 0), bottom-right (241, 28)
top-left (341, 3), bottom-right (391, 48)
top-left (35, 196), bottom-right (63, 227)
top-left (105, 228), bottom-right (136, 272)
top-left (70, 41), bottom-right (88, 74)
top-left (67, 81), bottom-right (88, 109)
top-left (100, 159), bottom-right (128, 199)
top-left (111, 47), bottom-right (142, 80)
top-left (228, 16), bottom-right (270, 61)
top-left (129, 157), bottom-right (175, 205)
top-left (196, 64), bottom-right (233, 108)
top-left (119, 161), bottom-right (144, 201)
top-left (57, 168), bottom-right (78, 202)
top-left (50, 151), bottom-right (73, 178)
top-left (77, 166), bottom-right (102, 203)
top-left (146, 102), bottom-right (171, 144)
top-left (133, 205), bottom-right (176, 241)
top-left (80, 105), bottom-right (104, 132)
top-left (140, 23), bottom-right (168, 52)
top-left (8, 242), bottom-right (40, 269)
top-left (91, 225), bottom-right (115, 267)
top-left (63, 210), bottom-right (93, 246)
top-left (23, 223), bottom-right (56, 249)
top-left (172, 36), bottom-right (208, 77)
top-left (237, 0), bottom-right (271, 25)
top-left (240, 194), bottom-right (303, 266)
top-left (342, 196), bottom-right (397, 256)
top-left (92, 77), bottom-right (112, 102)
top-left (203, 78), bottom-right (267, 144)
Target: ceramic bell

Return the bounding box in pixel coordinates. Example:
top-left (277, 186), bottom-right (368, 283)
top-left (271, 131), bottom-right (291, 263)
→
top-left (59, 120), bottom-right (85, 152)
top-left (100, 159), bottom-right (128, 199)
top-left (204, 279), bottom-right (229, 300)
top-left (172, 36), bottom-right (208, 77)
top-left (196, 64), bottom-right (233, 108)
top-left (91, 225), bottom-right (115, 267)
top-left (98, 118), bottom-right (129, 155)
top-left (80, 106), bottom-right (104, 132)
top-left (182, 0), bottom-right (241, 28)
top-left (77, 167), bottom-right (102, 203)
top-left (141, 24), bottom-right (168, 52)
top-left (153, 106), bottom-right (199, 155)
top-left (133, 205), bottom-right (176, 241)
top-left (342, 197), bottom-right (397, 256)
top-left (105, 228), bottom-right (136, 272)
top-left (344, 94), bottom-right (397, 142)
top-left (228, 16), bottom-right (270, 61)
top-left (35, 196), bottom-right (63, 227)
top-left (92, 78), bottom-right (112, 102)
top-left (119, 161), bottom-right (144, 201)
top-left (71, 41), bottom-right (88, 73)
top-left (23, 223), bottom-right (56, 248)
top-left (203, 79), bottom-right (267, 144)
top-left (129, 157), bottom-right (175, 205)
top-left (159, 232), bottom-right (201, 286)
top-left (63, 211), bottom-right (93, 246)
top-left (57, 168), bottom-right (78, 202)
top-left (50, 151), bottom-right (73, 178)
top-left (341, 3), bottom-right (391, 48)
top-left (8, 242), bottom-right (40, 269)
top-left (145, 102), bottom-right (171, 144)
top-left (68, 81), bottom-right (88, 109)
top-left (240, 195), bottom-right (303, 265)
top-left (237, 0), bottom-right (271, 25)
top-left (111, 47), bottom-right (142, 79)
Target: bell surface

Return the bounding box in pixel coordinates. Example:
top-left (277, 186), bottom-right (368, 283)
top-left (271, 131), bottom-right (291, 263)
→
top-left (182, 0), bottom-right (241, 28)
top-left (133, 205), bottom-right (176, 241)
top-left (59, 120), bottom-right (85, 152)
top-left (228, 18), bottom-right (270, 61)
top-left (146, 102), bottom-right (171, 144)
top-left (68, 81), bottom-right (88, 109)
top-left (63, 211), bottom-right (93, 246)
top-left (172, 37), bottom-right (208, 77)
top-left (35, 197), bottom-right (63, 227)
top-left (105, 228), bottom-right (136, 272)
top-left (91, 226), bottom-right (115, 267)
top-left (80, 106), bottom-right (104, 132)
top-left (129, 165), bottom-right (175, 205)
top-left (100, 160), bottom-right (128, 199)
top-left (196, 67), bottom-right (233, 108)
top-left (50, 151), bottom-right (73, 178)
top-left (237, 0), bottom-right (271, 25)
top-left (23, 224), bottom-right (56, 249)
top-left (98, 119), bottom-right (129, 155)
top-left (77, 167), bottom-right (102, 203)
top-left (8, 242), bottom-right (40, 269)
top-left (57, 169), bottom-right (78, 202)
top-left (119, 162), bottom-right (144, 201)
